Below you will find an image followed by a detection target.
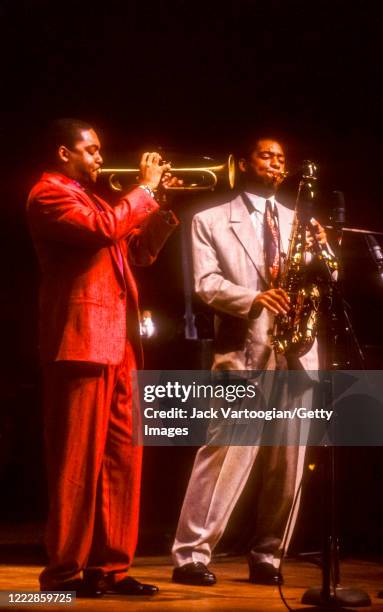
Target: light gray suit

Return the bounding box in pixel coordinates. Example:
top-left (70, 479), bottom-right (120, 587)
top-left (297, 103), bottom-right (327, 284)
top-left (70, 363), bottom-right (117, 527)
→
top-left (172, 193), bottom-right (318, 568)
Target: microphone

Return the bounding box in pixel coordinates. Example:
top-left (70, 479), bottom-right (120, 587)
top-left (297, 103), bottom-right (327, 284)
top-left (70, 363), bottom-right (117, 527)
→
top-left (329, 190), bottom-right (346, 248)
top-left (331, 191), bottom-right (346, 227)
top-left (365, 234), bottom-right (383, 282)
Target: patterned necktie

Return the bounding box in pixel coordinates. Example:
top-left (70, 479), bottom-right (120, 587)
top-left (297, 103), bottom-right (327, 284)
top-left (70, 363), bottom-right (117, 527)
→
top-left (264, 199), bottom-right (280, 286)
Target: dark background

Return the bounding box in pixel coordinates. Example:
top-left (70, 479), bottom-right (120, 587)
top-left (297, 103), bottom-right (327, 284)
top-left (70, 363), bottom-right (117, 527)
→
top-left (0, 0), bottom-right (383, 563)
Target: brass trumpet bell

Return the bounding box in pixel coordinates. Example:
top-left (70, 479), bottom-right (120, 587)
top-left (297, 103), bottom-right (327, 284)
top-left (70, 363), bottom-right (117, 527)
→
top-left (99, 154), bottom-right (236, 192)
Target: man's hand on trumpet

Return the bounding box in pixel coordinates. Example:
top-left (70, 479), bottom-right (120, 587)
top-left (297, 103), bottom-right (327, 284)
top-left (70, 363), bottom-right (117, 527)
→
top-left (139, 152), bottom-right (171, 191)
top-left (139, 152), bottom-right (183, 193)
top-left (161, 172), bottom-right (184, 189)
top-left (158, 172), bottom-right (184, 208)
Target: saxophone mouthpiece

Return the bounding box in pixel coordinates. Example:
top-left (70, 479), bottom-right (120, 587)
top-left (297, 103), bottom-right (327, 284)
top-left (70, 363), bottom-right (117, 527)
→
top-left (273, 170), bottom-right (289, 179)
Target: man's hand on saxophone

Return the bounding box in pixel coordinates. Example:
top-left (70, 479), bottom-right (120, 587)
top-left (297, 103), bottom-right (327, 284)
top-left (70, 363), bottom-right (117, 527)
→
top-left (305, 218), bottom-right (327, 248)
top-left (250, 288), bottom-right (290, 317)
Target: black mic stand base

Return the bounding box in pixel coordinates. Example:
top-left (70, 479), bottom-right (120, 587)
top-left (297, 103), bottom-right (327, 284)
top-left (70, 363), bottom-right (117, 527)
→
top-left (302, 586), bottom-right (371, 609)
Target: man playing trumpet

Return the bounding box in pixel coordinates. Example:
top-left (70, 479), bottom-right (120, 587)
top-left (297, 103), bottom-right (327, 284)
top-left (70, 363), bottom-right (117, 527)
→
top-left (27, 118), bottom-right (178, 597)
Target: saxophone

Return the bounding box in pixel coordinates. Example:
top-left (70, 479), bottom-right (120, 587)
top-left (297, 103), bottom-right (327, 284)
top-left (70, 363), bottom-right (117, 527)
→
top-left (272, 161), bottom-right (338, 357)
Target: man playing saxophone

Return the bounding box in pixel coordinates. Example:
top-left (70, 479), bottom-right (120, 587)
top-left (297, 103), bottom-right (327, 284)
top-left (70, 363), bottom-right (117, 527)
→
top-left (172, 136), bottom-right (328, 587)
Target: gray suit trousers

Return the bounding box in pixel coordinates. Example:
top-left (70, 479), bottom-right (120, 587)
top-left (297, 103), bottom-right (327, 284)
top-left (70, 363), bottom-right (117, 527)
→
top-left (172, 379), bottom-right (312, 568)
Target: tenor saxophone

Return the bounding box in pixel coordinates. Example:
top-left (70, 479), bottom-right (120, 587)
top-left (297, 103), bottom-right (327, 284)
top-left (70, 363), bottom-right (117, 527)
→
top-left (271, 161), bottom-right (337, 357)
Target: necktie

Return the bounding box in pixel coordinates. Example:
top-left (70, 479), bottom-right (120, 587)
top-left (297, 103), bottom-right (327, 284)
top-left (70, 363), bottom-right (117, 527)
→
top-left (264, 199), bottom-right (280, 286)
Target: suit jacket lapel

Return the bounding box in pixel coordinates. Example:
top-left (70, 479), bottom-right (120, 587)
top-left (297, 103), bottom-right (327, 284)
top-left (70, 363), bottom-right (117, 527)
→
top-left (69, 184), bottom-right (126, 287)
top-left (229, 194), bottom-right (268, 286)
top-left (43, 174), bottom-right (126, 287)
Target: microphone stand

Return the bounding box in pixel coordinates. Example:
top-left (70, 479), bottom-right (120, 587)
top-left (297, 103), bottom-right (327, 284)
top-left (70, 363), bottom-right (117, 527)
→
top-left (180, 212), bottom-right (198, 340)
top-left (300, 216), bottom-right (371, 610)
top-left (324, 225), bottom-right (383, 237)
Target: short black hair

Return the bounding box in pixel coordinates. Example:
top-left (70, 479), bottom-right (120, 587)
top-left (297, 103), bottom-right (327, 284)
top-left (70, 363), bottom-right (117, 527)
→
top-left (43, 118), bottom-right (94, 165)
top-left (239, 134), bottom-right (287, 161)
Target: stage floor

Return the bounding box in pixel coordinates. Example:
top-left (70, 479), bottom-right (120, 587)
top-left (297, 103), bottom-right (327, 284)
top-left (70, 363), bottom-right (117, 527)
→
top-left (0, 556), bottom-right (382, 611)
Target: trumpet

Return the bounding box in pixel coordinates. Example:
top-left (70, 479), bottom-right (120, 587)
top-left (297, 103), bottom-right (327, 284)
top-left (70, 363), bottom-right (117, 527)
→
top-left (99, 154), bottom-right (236, 192)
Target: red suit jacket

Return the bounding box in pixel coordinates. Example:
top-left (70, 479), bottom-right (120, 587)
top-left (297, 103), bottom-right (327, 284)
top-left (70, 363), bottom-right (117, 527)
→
top-left (27, 172), bottom-right (178, 366)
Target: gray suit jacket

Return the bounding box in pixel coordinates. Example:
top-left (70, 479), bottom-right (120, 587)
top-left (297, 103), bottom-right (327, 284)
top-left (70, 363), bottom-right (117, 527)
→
top-left (191, 193), bottom-right (319, 371)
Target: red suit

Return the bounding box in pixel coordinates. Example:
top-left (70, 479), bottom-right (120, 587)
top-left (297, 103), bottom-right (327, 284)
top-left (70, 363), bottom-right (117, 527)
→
top-left (27, 172), bottom-right (178, 588)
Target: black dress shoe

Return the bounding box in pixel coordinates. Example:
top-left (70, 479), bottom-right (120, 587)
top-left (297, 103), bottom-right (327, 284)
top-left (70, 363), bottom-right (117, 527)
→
top-left (172, 562), bottom-right (216, 586)
top-left (248, 561), bottom-right (283, 585)
top-left (107, 576), bottom-right (159, 596)
top-left (41, 578), bottom-right (104, 598)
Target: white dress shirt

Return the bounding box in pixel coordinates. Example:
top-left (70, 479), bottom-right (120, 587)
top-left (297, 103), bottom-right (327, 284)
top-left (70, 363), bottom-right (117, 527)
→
top-left (244, 192), bottom-right (289, 257)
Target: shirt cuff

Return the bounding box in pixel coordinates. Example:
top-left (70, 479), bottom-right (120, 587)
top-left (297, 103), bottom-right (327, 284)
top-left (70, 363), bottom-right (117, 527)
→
top-left (138, 184), bottom-right (156, 199)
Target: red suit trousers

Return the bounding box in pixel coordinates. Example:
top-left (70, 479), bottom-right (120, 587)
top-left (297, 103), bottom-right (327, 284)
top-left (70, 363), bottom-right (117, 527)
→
top-left (39, 344), bottom-right (142, 588)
